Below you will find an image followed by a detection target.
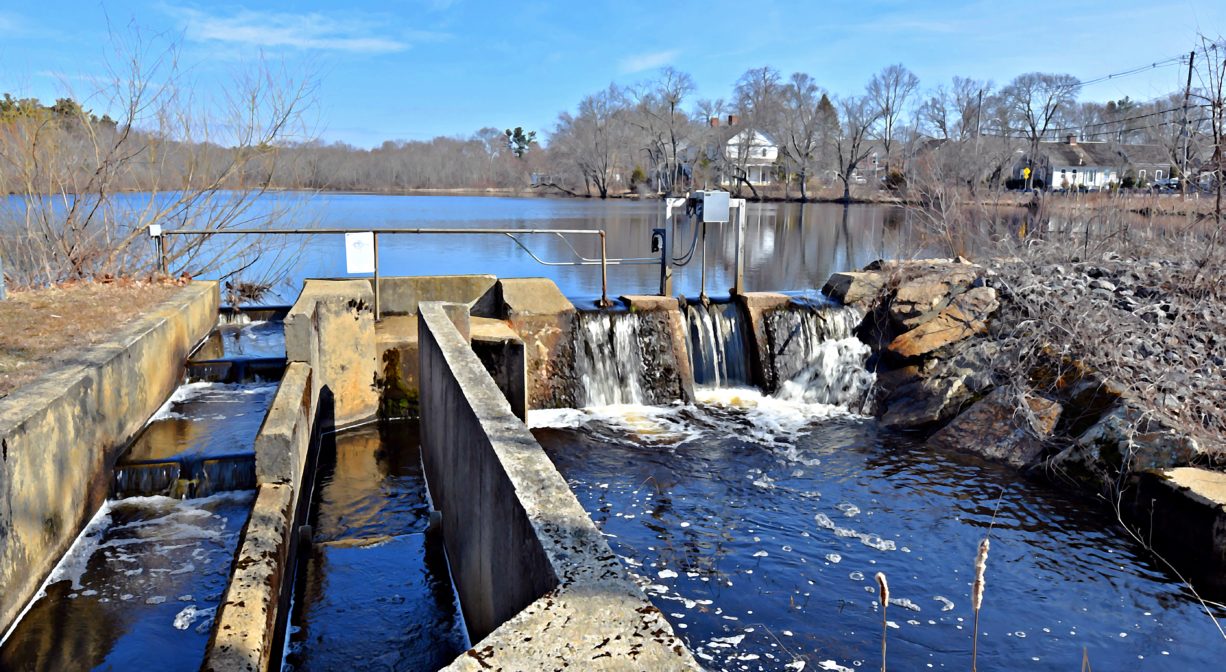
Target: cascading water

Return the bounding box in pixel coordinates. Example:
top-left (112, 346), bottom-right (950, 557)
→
top-left (765, 299), bottom-right (875, 410)
top-left (1, 319), bottom-right (284, 671)
top-left (683, 301), bottom-right (751, 388)
top-left (574, 310), bottom-right (648, 406)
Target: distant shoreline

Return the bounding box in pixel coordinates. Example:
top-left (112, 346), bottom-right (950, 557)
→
top-left (270, 186), bottom-right (1214, 217)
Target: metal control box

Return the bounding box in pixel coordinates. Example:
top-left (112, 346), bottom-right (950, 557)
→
top-left (692, 190), bottom-right (730, 223)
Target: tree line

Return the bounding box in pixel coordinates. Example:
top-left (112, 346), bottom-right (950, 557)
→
top-left (5, 42), bottom-right (1223, 205)
top-left (3, 31), bottom-right (1224, 288)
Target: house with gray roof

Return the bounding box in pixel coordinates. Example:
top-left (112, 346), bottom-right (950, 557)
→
top-left (1016, 136), bottom-right (1174, 190)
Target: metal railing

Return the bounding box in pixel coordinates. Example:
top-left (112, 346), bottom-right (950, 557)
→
top-left (154, 227), bottom-right (659, 316)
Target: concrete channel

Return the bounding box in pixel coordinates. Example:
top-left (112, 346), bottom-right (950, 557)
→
top-left (3, 273), bottom-right (1225, 670)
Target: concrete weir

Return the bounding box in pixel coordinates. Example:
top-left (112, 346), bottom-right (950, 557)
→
top-left (199, 275), bottom-right (700, 670)
top-left (418, 301), bottom-right (699, 669)
top-left (0, 282), bottom-right (219, 639)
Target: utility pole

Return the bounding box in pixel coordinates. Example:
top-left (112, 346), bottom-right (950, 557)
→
top-left (1181, 49), bottom-right (1196, 192)
top-left (975, 89), bottom-right (983, 138)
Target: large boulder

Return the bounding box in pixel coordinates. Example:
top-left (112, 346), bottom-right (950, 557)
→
top-left (1048, 401), bottom-right (1201, 490)
top-left (927, 387), bottom-right (1062, 468)
top-left (887, 264), bottom-right (982, 328)
top-left (887, 286), bottom-right (998, 359)
top-left (823, 271), bottom-right (887, 307)
top-left (879, 338), bottom-right (1000, 429)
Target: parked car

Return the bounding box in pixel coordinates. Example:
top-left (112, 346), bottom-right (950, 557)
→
top-left (1150, 178), bottom-right (1181, 191)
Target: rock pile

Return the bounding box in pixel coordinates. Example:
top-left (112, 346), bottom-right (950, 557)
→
top-left (823, 254), bottom-right (1222, 494)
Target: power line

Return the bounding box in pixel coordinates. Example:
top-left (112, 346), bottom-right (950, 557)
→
top-left (1075, 56), bottom-right (1187, 88)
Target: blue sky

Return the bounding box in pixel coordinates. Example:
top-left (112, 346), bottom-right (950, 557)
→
top-left (2, 1), bottom-right (1223, 147)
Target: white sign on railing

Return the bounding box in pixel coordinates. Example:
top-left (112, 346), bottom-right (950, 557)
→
top-left (345, 232), bottom-right (376, 274)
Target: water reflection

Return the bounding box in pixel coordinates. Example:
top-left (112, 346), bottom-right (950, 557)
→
top-left (159, 194), bottom-right (940, 301)
top-left (284, 421), bottom-right (466, 672)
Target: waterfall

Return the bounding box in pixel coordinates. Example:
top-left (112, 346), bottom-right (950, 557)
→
top-left (198, 457), bottom-right (258, 495)
top-left (574, 311), bottom-right (647, 406)
top-left (766, 301), bottom-right (874, 409)
top-left (683, 301), bottom-right (751, 388)
top-left (112, 462), bottom-right (183, 499)
top-left (112, 456), bottom-right (256, 499)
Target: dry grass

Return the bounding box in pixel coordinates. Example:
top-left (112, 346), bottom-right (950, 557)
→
top-left (0, 280), bottom-right (182, 398)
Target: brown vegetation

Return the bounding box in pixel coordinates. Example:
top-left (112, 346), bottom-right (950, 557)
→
top-left (0, 280), bottom-right (181, 398)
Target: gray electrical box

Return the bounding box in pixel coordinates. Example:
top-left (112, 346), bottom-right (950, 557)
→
top-left (692, 190), bottom-right (730, 223)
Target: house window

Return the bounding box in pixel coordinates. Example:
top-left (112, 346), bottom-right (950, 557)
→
top-left (1139, 169), bottom-right (1147, 180)
top-left (1156, 170), bottom-right (1164, 180)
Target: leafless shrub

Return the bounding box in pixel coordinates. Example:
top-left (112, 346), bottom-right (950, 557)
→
top-left (0, 24), bottom-right (316, 289)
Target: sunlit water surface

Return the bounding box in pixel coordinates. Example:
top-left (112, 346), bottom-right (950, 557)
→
top-left (532, 390), bottom-right (1226, 671)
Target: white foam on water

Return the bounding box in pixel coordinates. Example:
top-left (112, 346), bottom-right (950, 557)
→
top-left (526, 407), bottom-right (590, 429)
top-left (889, 597), bottom-right (922, 612)
top-left (149, 381), bottom-right (278, 422)
top-left (173, 605), bottom-right (216, 631)
top-left (696, 387), bottom-right (853, 447)
top-left (528, 402), bottom-right (705, 447)
top-left (0, 491), bottom-right (252, 648)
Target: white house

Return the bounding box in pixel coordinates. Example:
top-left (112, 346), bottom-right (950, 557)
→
top-left (723, 127), bottom-right (779, 186)
top-left (1015, 136), bottom-right (1174, 190)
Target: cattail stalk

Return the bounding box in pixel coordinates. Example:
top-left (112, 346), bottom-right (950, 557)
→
top-left (971, 538), bottom-right (990, 672)
top-left (876, 571), bottom-right (889, 672)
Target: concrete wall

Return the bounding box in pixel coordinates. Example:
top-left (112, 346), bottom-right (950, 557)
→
top-left (497, 279), bottom-right (577, 409)
top-left (284, 279), bottom-right (378, 428)
top-left (0, 282), bottom-right (219, 637)
top-left (202, 483), bottom-right (294, 672)
top-left (418, 302), bottom-right (699, 670)
top-left (204, 360), bottom-right (320, 671)
top-left (371, 275), bottom-right (498, 317)
top-left (1129, 468), bottom-right (1226, 597)
top-left (736, 292), bottom-right (792, 391)
top-left (253, 362), bottom-right (316, 491)
top-left (622, 295), bottom-right (696, 404)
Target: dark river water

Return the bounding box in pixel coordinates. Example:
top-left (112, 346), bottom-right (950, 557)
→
top-left (531, 391), bottom-right (1226, 671)
top-left (284, 420), bottom-right (468, 671)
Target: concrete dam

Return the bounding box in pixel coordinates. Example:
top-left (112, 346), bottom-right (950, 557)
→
top-left (1, 272), bottom-right (1224, 671)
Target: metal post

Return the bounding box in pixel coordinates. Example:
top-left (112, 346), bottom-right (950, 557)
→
top-left (699, 221), bottom-right (708, 302)
top-left (658, 200), bottom-right (676, 296)
top-left (373, 231), bottom-right (381, 320)
top-left (158, 234), bottom-right (168, 276)
top-left (599, 231), bottom-right (610, 307)
top-left (733, 201), bottom-right (746, 296)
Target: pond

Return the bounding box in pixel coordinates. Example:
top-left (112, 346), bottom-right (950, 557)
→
top-left (135, 193), bottom-right (938, 301)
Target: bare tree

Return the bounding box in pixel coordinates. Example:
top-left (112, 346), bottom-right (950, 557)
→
top-left (0, 28), bottom-right (316, 287)
top-left (723, 66), bottom-right (782, 198)
top-left (1191, 35), bottom-right (1226, 233)
top-left (627, 67), bottom-right (695, 195)
top-left (546, 84), bottom-right (630, 199)
top-left (778, 73), bottom-right (835, 201)
top-left (834, 95), bottom-right (882, 202)
top-left (999, 72), bottom-right (1080, 187)
top-left (867, 64), bottom-right (920, 170)
top-left (920, 77), bottom-right (991, 140)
